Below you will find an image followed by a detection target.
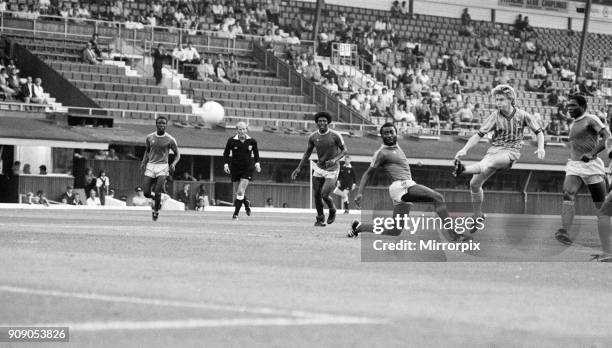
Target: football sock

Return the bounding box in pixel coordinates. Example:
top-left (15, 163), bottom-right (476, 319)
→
top-left (561, 200), bottom-right (575, 232)
top-left (471, 188), bottom-right (484, 217)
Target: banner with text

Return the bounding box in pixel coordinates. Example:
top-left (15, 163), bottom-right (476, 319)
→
top-left (498, 0), bottom-right (569, 12)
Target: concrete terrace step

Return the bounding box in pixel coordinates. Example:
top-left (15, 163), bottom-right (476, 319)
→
top-left (182, 80), bottom-right (297, 95)
top-left (81, 89), bottom-right (180, 104)
top-left (186, 88), bottom-right (308, 104)
top-left (206, 97), bottom-right (318, 113)
top-left (94, 98), bottom-right (192, 114)
top-left (71, 80), bottom-right (168, 95)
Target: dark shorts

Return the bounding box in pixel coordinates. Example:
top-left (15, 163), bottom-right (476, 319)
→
top-left (231, 166), bottom-right (254, 182)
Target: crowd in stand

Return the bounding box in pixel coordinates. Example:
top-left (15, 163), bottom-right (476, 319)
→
top-left (2, 0), bottom-right (309, 43)
top-left (0, 56), bottom-right (49, 104)
top-left (290, 4), bottom-right (612, 134)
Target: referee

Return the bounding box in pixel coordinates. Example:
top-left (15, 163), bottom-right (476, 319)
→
top-left (223, 122), bottom-right (261, 220)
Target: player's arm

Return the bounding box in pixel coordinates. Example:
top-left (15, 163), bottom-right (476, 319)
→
top-left (223, 138), bottom-right (232, 174)
top-left (291, 138), bottom-right (314, 180)
top-left (252, 139), bottom-right (261, 172)
top-left (524, 112), bottom-right (546, 159)
top-left (140, 139), bottom-right (150, 170)
top-left (354, 166), bottom-right (374, 207)
top-left (583, 118), bottom-right (610, 161)
top-left (456, 113), bottom-right (495, 158)
top-left (169, 140), bottom-right (181, 173)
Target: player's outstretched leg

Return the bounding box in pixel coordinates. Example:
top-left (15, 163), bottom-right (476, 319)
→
top-left (152, 176), bottom-right (166, 221)
top-left (401, 184), bottom-right (465, 242)
top-left (589, 182), bottom-right (612, 261)
top-left (468, 168), bottom-right (496, 232)
top-left (313, 177), bottom-right (326, 226)
top-left (321, 178), bottom-right (337, 224)
top-left (348, 203), bottom-right (412, 238)
top-left (556, 176), bottom-right (582, 244)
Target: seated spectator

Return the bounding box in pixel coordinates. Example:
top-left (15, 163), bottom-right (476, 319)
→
top-left (303, 59), bottom-right (321, 82)
top-left (82, 42), bottom-right (101, 65)
top-left (478, 49), bottom-right (492, 68)
top-left (533, 61), bottom-right (547, 79)
top-left (390, 1), bottom-right (402, 17)
top-left (60, 186), bottom-right (78, 205)
top-left (324, 77), bottom-right (339, 93)
top-left (546, 118), bottom-right (569, 136)
top-left (497, 51), bottom-right (514, 70)
top-left (0, 68), bottom-right (17, 100)
top-left (226, 61), bottom-right (240, 83)
top-left (538, 76), bottom-right (554, 93)
top-left (560, 63), bottom-right (575, 82)
top-left (39, 165), bottom-right (47, 175)
top-left (20, 76), bottom-right (34, 103)
top-left (454, 101), bottom-right (474, 122)
top-left (34, 190), bottom-right (50, 206)
top-left (195, 184), bottom-right (210, 211)
top-left (337, 72), bottom-right (350, 91)
top-left (125, 15), bottom-right (144, 30)
top-left (484, 34), bottom-right (501, 51)
top-left (374, 16), bottom-right (387, 32)
top-left (215, 62), bottom-right (230, 84)
top-left (31, 78), bottom-right (47, 104)
top-left (86, 189), bottom-right (101, 206)
top-left (132, 187), bottom-right (150, 206)
top-left (22, 163), bottom-right (31, 174)
top-left (547, 89), bottom-right (560, 106)
top-left (197, 58), bottom-right (215, 81)
top-left (107, 148), bottom-right (120, 160)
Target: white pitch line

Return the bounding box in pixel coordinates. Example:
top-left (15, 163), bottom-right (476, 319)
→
top-left (0, 285), bottom-right (384, 325)
top-left (7, 316), bottom-right (380, 332)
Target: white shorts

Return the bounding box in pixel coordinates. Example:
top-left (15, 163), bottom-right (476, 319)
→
top-left (480, 146), bottom-right (521, 171)
top-left (145, 163), bottom-right (170, 178)
top-left (565, 158), bottom-right (605, 185)
top-left (312, 165), bottom-right (339, 180)
top-left (389, 179), bottom-right (417, 205)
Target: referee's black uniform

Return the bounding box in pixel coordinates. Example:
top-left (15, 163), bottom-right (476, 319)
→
top-left (223, 135), bottom-right (260, 182)
top-left (337, 164), bottom-right (356, 190)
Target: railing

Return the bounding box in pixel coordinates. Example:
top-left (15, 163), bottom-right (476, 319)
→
top-left (0, 101), bottom-right (50, 112)
top-left (252, 43), bottom-right (371, 127)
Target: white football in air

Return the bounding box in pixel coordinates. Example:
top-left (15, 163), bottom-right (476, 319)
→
top-left (200, 101), bottom-right (225, 124)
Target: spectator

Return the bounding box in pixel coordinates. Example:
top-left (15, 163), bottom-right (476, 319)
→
top-left (132, 187), bottom-right (150, 206)
top-left (547, 89), bottom-right (560, 106)
top-left (454, 101), bottom-right (474, 122)
top-left (0, 68), bottom-right (17, 100)
top-left (484, 34), bottom-right (501, 51)
top-left (226, 60), bottom-right (241, 83)
top-left (533, 61), bottom-right (547, 79)
top-left (83, 42), bottom-right (101, 65)
top-left (497, 50), bottom-right (514, 70)
top-left (461, 8), bottom-right (471, 26)
top-left (538, 76), bottom-right (553, 93)
top-left (176, 183), bottom-right (193, 210)
top-left (265, 197), bottom-right (274, 208)
top-left (86, 189), bottom-right (101, 206)
top-left (195, 184), bottom-right (210, 211)
top-left (34, 190), bottom-right (50, 206)
top-left (152, 44), bottom-right (169, 85)
top-left (96, 170), bottom-right (110, 205)
top-left (60, 186), bottom-right (78, 205)
top-left (39, 165), bottom-right (47, 175)
top-left (22, 163), bottom-right (31, 174)
top-left (11, 161), bottom-right (20, 176)
top-left (215, 61), bottom-right (230, 84)
top-left (197, 57), bottom-right (215, 81)
top-left (21, 76), bottom-right (35, 103)
top-left (107, 148), bottom-right (119, 160)
top-left (31, 78), bottom-right (47, 104)
top-left (73, 193), bottom-right (83, 205)
top-left (390, 1), bottom-right (402, 17)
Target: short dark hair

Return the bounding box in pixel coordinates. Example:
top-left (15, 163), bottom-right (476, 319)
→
top-left (156, 116), bottom-right (168, 122)
top-left (569, 94), bottom-right (587, 109)
top-left (379, 122), bottom-right (397, 136)
top-left (314, 111), bottom-right (332, 123)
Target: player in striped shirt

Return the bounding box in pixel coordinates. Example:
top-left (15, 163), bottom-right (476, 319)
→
top-left (452, 85), bottom-right (545, 230)
top-left (554, 95), bottom-right (612, 262)
top-left (140, 116), bottom-right (181, 221)
top-left (291, 112), bottom-right (347, 226)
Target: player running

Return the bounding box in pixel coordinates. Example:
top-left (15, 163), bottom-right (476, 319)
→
top-left (452, 84), bottom-right (545, 231)
top-left (553, 95), bottom-right (612, 262)
top-left (140, 116), bottom-right (181, 221)
top-left (291, 112), bottom-right (347, 226)
top-left (333, 155), bottom-right (357, 214)
top-left (347, 122), bottom-right (466, 242)
top-left (223, 122), bottom-right (261, 220)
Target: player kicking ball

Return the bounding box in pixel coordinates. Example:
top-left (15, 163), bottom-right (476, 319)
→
top-left (553, 95), bottom-right (612, 262)
top-left (291, 112), bottom-right (347, 226)
top-left (223, 122), bottom-right (261, 220)
top-left (140, 116), bottom-right (181, 221)
top-left (347, 122), bottom-right (466, 242)
top-left (452, 85), bottom-right (545, 232)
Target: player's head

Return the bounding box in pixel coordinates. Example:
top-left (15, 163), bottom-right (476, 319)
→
top-left (491, 84), bottom-right (516, 111)
top-left (380, 122), bottom-right (398, 146)
top-left (236, 121), bottom-right (248, 139)
top-left (156, 116), bottom-right (167, 134)
top-left (568, 94), bottom-right (587, 119)
top-left (314, 112), bottom-right (332, 133)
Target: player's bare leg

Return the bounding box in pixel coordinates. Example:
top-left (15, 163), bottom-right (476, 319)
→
top-left (596, 191), bottom-right (612, 262)
top-left (469, 167), bottom-right (496, 221)
top-left (151, 176), bottom-right (166, 221)
top-left (556, 175), bottom-right (582, 244)
top-left (349, 203), bottom-right (412, 237)
top-left (313, 177), bottom-right (327, 226)
top-left (233, 179), bottom-right (251, 219)
top-left (321, 178), bottom-right (337, 224)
